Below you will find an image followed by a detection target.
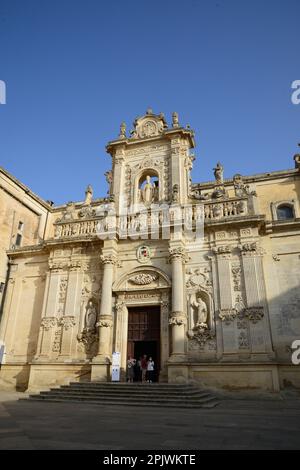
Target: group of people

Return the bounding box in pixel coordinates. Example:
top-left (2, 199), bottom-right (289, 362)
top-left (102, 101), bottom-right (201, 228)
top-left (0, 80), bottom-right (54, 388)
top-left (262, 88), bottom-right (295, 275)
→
top-left (127, 354), bottom-right (155, 383)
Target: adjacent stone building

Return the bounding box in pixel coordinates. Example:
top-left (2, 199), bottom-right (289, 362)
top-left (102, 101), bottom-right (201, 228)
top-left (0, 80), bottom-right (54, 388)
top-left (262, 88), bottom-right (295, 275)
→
top-left (0, 109), bottom-right (299, 392)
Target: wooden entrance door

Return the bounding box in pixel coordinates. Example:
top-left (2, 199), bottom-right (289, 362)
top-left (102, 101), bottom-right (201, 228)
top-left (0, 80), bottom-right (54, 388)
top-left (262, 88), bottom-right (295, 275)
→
top-left (127, 306), bottom-right (160, 376)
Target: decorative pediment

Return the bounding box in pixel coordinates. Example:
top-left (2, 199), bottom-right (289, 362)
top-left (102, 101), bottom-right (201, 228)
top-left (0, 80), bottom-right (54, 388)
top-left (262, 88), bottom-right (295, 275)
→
top-left (130, 108), bottom-right (168, 139)
top-left (113, 267), bottom-right (171, 292)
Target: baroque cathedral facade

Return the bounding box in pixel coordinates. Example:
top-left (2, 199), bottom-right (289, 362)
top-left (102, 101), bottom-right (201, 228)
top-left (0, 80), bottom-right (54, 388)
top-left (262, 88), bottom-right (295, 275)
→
top-left (0, 108), bottom-right (300, 392)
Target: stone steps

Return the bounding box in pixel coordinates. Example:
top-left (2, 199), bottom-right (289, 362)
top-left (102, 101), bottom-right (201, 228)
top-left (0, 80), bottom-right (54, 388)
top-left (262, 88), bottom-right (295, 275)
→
top-left (25, 382), bottom-right (219, 409)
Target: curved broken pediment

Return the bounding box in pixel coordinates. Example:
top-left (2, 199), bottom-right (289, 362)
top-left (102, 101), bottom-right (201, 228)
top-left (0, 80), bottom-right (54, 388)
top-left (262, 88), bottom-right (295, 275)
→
top-left (113, 266), bottom-right (171, 292)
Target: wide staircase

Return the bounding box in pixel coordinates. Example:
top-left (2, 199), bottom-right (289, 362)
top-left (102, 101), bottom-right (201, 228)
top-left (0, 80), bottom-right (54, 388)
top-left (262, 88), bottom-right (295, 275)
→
top-left (25, 382), bottom-right (219, 409)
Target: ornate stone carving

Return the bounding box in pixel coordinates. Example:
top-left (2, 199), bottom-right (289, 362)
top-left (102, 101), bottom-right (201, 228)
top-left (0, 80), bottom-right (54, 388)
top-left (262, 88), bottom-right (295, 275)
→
top-left (168, 247), bottom-right (188, 262)
top-left (238, 331), bottom-right (249, 349)
top-left (48, 260), bottom-right (68, 272)
top-left (232, 266), bottom-right (242, 291)
top-left (59, 316), bottom-right (76, 330)
top-left (238, 242), bottom-right (263, 256)
top-left (187, 328), bottom-right (215, 349)
top-left (78, 205), bottom-right (96, 219)
top-left (244, 306), bottom-right (264, 323)
top-left (186, 268), bottom-right (211, 290)
top-left (136, 245), bottom-right (151, 264)
top-left (219, 308), bottom-right (238, 324)
top-left (212, 245), bottom-right (232, 255)
top-left (77, 329), bottom-right (98, 352)
top-left (96, 316), bottom-right (113, 328)
top-left (56, 202), bottom-right (76, 223)
top-left (233, 174), bottom-right (257, 197)
top-left (52, 329), bottom-right (62, 352)
top-left (128, 273), bottom-right (158, 285)
top-left (41, 317), bottom-right (57, 331)
top-left (172, 184), bottom-right (179, 203)
top-left (100, 254), bottom-right (119, 265)
top-left (168, 314), bottom-right (187, 326)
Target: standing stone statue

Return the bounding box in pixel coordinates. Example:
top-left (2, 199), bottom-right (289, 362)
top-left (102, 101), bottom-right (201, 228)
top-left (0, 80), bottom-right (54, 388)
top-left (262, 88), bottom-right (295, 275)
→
top-left (172, 111), bottom-right (179, 128)
top-left (85, 300), bottom-right (97, 330)
top-left (191, 294), bottom-right (208, 328)
top-left (142, 175), bottom-right (154, 204)
top-left (104, 170), bottom-right (113, 195)
top-left (119, 121), bottom-right (126, 139)
top-left (213, 162), bottom-right (224, 184)
top-left (84, 185), bottom-right (93, 205)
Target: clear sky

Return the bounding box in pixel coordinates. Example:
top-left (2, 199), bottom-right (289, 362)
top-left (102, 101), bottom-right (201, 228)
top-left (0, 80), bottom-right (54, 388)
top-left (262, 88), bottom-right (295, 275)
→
top-left (0, 0), bottom-right (299, 205)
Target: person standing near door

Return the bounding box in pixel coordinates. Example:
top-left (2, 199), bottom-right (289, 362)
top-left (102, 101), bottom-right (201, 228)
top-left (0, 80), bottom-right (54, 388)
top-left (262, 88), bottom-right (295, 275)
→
top-left (147, 356), bottom-right (155, 383)
top-left (141, 354), bottom-right (148, 383)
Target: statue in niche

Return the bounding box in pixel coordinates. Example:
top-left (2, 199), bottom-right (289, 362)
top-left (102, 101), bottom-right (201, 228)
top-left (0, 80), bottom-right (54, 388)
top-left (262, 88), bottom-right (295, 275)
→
top-left (85, 299), bottom-right (97, 330)
top-left (142, 175), bottom-right (154, 204)
top-left (191, 293), bottom-right (208, 329)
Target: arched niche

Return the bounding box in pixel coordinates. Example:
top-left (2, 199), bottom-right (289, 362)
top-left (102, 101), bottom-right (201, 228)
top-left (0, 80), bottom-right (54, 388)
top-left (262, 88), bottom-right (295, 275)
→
top-left (134, 168), bottom-right (161, 205)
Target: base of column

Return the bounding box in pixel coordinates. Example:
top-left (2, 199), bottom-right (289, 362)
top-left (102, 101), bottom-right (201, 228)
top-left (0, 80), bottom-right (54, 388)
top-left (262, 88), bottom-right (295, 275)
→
top-left (91, 362), bottom-right (111, 382)
top-left (167, 364), bottom-right (189, 384)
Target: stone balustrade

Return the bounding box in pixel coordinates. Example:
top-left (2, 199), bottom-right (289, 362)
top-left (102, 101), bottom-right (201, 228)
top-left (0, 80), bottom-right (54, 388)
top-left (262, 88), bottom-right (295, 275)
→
top-left (53, 196), bottom-right (251, 239)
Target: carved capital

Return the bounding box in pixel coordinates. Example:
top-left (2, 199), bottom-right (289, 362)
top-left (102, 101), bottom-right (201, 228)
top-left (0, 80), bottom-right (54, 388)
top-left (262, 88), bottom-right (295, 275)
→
top-left (168, 313), bottom-right (187, 326)
top-left (244, 306), bottom-right (264, 323)
top-left (41, 317), bottom-right (57, 331)
top-left (96, 315), bottom-right (113, 328)
top-left (238, 242), bottom-right (263, 256)
top-left (168, 247), bottom-right (189, 263)
top-left (212, 245), bottom-right (232, 256)
top-left (59, 316), bottom-right (76, 330)
top-left (100, 254), bottom-right (119, 266)
top-left (219, 308), bottom-right (238, 324)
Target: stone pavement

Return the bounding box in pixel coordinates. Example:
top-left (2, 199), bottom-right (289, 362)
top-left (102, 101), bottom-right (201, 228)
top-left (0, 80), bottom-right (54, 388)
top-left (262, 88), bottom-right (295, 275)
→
top-left (0, 390), bottom-right (300, 450)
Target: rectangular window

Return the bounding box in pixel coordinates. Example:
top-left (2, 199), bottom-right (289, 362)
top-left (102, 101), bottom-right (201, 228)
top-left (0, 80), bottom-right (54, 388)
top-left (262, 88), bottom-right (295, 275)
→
top-left (18, 221), bottom-right (24, 231)
top-left (15, 233), bottom-right (22, 247)
top-left (0, 282), bottom-right (4, 293)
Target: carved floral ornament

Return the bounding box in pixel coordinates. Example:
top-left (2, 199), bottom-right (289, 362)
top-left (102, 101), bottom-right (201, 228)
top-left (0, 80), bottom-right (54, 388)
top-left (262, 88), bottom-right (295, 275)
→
top-left (41, 316), bottom-right (77, 330)
top-left (168, 314), bottom-right (187, 326)
top-left (59, 316), bottom-right (76, 330)
top-left (100, 254), bottom-right (120, 266)
top-left (187, 328), bottom-right (215, 349)
top-left (186, 267), bottom-right (211, 290)
top-left (129, 273), bottom-right (158, 285)
top-left (168, 247), bottom-right (189, 263)
top-left (218, 306), bottom-right (264, 324)
top-left (41, 317), bottom-right (57, 330)
top-left (96, 315), bottom-right (113, 328)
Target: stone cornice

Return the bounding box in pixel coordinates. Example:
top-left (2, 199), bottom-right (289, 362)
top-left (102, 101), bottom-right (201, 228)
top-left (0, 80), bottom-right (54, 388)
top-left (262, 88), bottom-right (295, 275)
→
top-left (192, 167), bottom-right (299, 190)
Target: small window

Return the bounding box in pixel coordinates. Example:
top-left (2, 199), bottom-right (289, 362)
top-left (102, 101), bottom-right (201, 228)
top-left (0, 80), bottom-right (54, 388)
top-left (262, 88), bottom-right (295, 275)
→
top-left (0, 282), bottom-right (4, 293)
top-left (276, 204), bottom-right (294, 220)
top-left (18, 221), bottom-right (24, 231)
top-left (15, 233), bottom-right (22, 247)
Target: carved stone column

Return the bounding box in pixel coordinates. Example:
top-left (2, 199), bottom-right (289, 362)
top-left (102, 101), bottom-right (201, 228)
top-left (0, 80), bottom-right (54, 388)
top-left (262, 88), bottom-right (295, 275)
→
top-left (60, 260), bottom-right (83, 358)
top-left (168, 246), bottom-right (187, 360)
top-left (239, 243), bottom-right (273, 356)
top-left (91, 253), bottom-right (117, 381)
top-left (213, 245), bottom-right (237, 354)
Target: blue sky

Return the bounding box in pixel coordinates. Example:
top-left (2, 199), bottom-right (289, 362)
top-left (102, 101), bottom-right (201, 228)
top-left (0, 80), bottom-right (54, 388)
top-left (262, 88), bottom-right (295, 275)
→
top-left (0, 0), bottom-right (299, 205)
